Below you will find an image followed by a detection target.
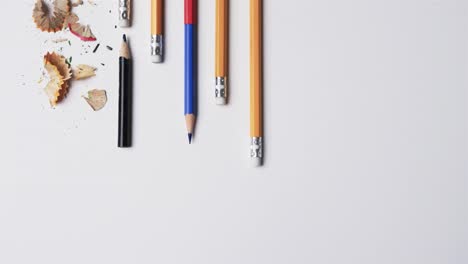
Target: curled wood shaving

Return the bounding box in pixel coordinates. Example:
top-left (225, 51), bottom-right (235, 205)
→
top-left (44, 63), bottom-right (64, 106)
top-left (32, 0), bottom-right (70, 33)
top-left (43, 52), bottom-right (72, 105)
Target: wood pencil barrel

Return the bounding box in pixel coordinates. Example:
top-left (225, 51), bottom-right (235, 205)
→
top-left (215, 0), bottom-right (228, 77)
top-left (250, 0), bottom-right (262, 137)
top-left (151, 0), bottom-right (163, 35)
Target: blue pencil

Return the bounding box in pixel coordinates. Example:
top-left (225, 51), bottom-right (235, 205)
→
top-left (184, 0), bottom-right (196, 144)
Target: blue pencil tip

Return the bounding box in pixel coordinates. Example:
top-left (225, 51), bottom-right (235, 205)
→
top-left (188, 133), bottom-right (192, 144)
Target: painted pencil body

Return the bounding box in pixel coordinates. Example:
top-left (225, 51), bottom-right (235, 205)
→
top-left (185, 0), bottom-right (197, 144)
top-left (185, 24), bottom-right (195, 115)
top-left (250, 0), bottom-right (263, 165)
top-left (151, 0), bottom-right (164, 63)
top-left (215, 0), bottom-right (228, 104)
top-left (118, 35), bottom-right (132, 147)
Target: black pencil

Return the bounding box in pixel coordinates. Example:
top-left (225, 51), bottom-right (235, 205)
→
top-left (118, 34), bottom-right (132, 148)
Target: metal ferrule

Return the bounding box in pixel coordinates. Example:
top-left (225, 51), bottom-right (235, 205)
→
top-left (151, 34), bottom-right (164, 57)
top-left (250, 137), bottom-right (263, 158)
top-left (119, 0), bottom-right (129, 21)
top-left (215, 76), bottom-right (227, 99)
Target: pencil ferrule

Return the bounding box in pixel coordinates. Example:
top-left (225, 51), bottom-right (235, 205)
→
top-left (151, 34), bottom-right (164, 57)
top-left (119, 0), bottom-right (129, 20)
top-left (250, 137), bottom-right (263, 158)
top-left (215, 77), bottom-right (227, 99)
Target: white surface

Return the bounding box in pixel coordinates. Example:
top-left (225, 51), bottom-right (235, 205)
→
top-left (1, 0), bottom-right (467, 264)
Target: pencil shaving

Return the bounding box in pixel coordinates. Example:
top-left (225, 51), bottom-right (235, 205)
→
top-left (63, 13), bottom-right (79, 29)
top-left (73, 64), bottom-right (96, 80)
top-left (43, 52), bottom-right (72, 105)
top-left (83, 89), bottom-right (107, 111)
top-left (33, 0), bottom-right (70, 33)
top-left (44, 52), bottom-right (72, 81)
top-left (69, 22), bottom-right (96, 41)
top-left (44, 63), bottom-right (64, 107)
top-left (52, 38), bottom-right (69, 43)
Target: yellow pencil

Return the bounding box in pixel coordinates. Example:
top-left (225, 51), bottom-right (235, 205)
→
top-left (250, 0), bottom-right (263, 166)
top-left (215, 0), bottom-right (228, 104)
top-left (151, 0), bottom-right (164, 63)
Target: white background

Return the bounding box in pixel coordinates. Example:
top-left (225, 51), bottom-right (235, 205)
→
top-left (1, 0), bottom-right (467, 263)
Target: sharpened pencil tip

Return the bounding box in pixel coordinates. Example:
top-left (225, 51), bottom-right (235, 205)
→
top-left (123, 34), bottom-right (127, 42)
top-left (188, 133), bottom-right (192, 144)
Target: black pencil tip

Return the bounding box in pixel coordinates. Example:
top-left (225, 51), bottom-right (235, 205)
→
top-left (188, 133), bottom-right (192, 144)
top-left (123, 34), bottom-right (127, 42)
